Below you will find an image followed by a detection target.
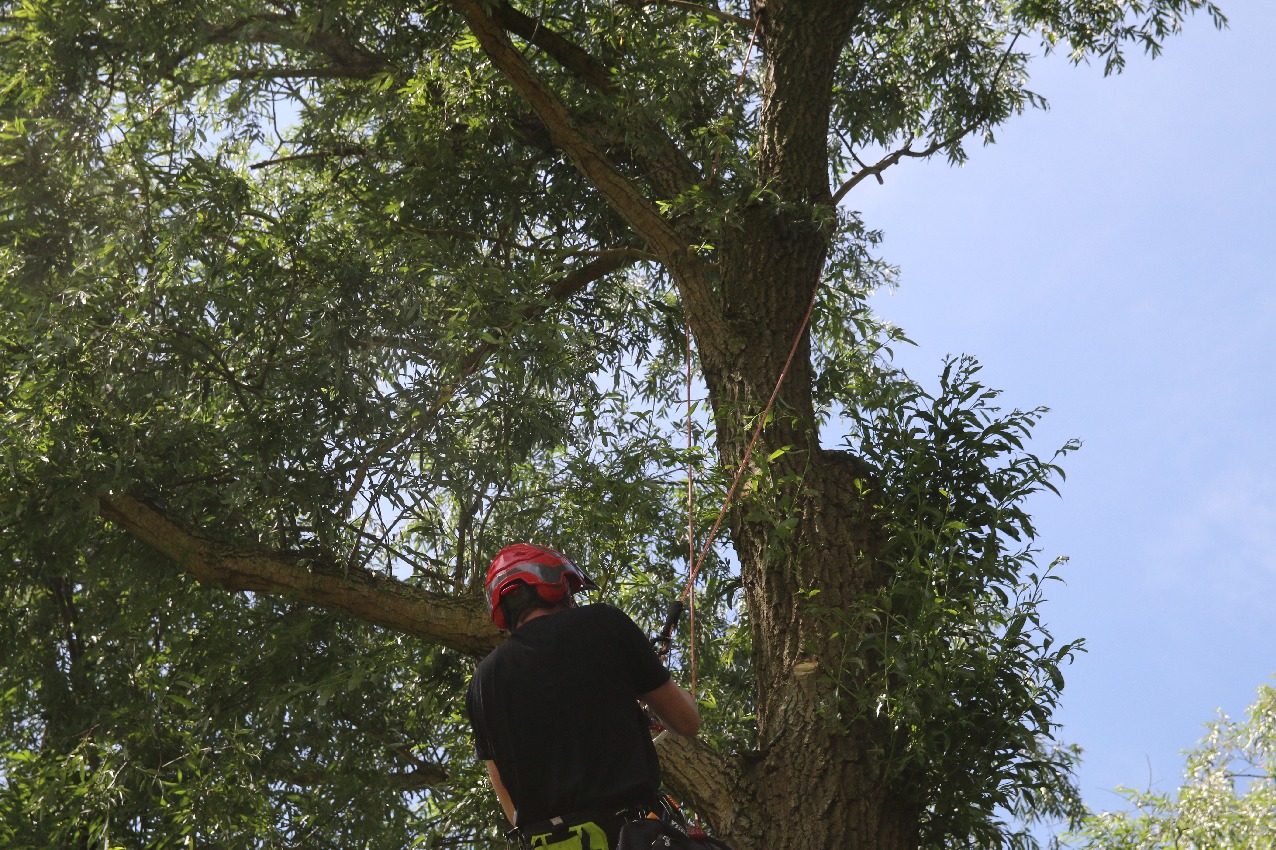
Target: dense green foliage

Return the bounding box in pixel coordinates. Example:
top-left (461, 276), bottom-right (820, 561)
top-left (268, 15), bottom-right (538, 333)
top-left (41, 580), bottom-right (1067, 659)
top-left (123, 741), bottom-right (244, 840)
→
top-left (0, 0), bottom-right (1223, 847)
top-left (1070, 680), bottom-right (1276, 849)
top-left (843, 358), bottom-right (1084, 845)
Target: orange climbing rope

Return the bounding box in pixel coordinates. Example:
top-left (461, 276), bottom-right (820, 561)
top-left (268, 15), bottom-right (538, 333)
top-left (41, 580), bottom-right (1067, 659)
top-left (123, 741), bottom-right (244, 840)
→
top-left (680, 14), bottom-right (765, 699)
top-left (677, 14), bottom-right (833, 700)
top-left (685, 317), bottom-right (698, 697)
top-left (681, 277), bottom-right (820, 605)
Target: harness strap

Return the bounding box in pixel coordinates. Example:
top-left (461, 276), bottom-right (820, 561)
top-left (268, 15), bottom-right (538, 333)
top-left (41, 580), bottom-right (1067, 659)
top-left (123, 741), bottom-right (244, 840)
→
top-left (511, 800), bottom-right (659, 849)
top-left (517, 801), bottom-right (656, 837)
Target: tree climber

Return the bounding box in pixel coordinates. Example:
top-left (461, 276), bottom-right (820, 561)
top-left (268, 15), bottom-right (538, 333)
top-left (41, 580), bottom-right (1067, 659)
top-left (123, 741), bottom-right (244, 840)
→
top-left (466, 543), bottom-right (701, 850)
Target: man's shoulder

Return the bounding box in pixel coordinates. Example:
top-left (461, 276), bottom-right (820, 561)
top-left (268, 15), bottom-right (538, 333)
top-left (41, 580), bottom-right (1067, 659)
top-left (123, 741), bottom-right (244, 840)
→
top-left (568, 602), bottom-right (637, 631)
top-left (476, 604), bottom-right (640, 652)
top-left (576, 601), bottom-right (625, 619)
top-left (472, 633), bottom-right (518, 680)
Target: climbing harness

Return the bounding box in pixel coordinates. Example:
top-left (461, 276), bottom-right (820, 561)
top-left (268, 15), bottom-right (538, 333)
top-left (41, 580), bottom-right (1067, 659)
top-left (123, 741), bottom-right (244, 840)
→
top-left (506, 796), bottom-right (733, 850)
top-left (506, 800), bottom-right (657, 850)
top-left (616, 796), bottom-right (735, 850)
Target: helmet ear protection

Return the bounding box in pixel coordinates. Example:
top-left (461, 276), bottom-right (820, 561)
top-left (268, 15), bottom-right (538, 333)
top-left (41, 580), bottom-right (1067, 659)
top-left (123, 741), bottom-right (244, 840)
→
top-left (484, 543), bottom-right (597, 630)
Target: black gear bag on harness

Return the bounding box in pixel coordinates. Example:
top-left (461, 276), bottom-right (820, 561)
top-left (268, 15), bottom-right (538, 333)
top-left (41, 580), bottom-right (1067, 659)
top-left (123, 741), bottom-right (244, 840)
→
top-left (615, 795), bottom-right (734, 850)
top-left (616, 818), bottom-right (734, 850)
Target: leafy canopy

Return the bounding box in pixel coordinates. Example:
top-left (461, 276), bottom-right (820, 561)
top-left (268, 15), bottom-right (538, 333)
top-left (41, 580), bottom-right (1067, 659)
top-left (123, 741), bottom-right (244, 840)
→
top-left (0, 0), bottom-right (1224, 847)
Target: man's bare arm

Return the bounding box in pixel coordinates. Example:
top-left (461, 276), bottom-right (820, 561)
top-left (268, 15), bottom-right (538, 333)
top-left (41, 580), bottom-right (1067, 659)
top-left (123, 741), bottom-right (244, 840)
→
top-left (640, 678), bottom-right (700, 737)
top-left (485, 760), bottom-right (516, 824)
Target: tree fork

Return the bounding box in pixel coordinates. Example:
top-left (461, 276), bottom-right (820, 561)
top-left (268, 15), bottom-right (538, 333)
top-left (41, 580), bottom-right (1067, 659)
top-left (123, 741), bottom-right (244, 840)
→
top-left (451, 0), bottom-right (729, 354)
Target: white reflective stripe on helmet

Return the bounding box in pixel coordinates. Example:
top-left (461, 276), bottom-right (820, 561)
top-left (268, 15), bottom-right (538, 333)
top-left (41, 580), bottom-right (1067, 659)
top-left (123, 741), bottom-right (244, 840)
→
top-left (484, 561), bottom-right (571, 605)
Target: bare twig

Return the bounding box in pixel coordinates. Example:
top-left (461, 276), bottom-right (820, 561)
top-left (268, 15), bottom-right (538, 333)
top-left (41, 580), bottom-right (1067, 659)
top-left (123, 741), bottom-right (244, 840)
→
top-left (832, 133), bottom-right (943, 203)
top-left (832, 30), bottom-right (1025, 204)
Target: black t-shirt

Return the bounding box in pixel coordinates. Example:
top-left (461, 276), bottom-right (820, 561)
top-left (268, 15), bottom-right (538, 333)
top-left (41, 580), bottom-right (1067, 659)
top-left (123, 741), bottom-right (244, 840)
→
top-left (465, 604), bottom-right (671, 825)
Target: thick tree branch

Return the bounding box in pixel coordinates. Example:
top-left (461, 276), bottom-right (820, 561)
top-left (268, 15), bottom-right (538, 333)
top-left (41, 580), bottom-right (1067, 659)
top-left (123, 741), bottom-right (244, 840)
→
top-left (161, 11), bottom-right (388, 81)
top-left (653, 733), bottom-right (753, 838)
top-left (94, 495), bottom-right (736, 811)
top-left (207, 13), bottom-right (387, 77)
top-left (755, 0), bottom-right (866, 198)
top-left (98, 493), bottom-right (500, 657)
top-left (451, 0), bottom-right (725, 354)
top-left (452, 0), bottom-right (683, 259)
top-left (450, 3), bottom-right (710, 263)
top-left (486, 1), bottom-right (702, 202)
top-left (488, 1), bottom-right (616, 93)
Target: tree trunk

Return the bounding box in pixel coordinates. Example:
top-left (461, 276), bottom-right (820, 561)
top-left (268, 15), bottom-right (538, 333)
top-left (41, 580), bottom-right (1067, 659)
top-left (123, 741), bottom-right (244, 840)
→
top-left (690, 260), bottom-right (919, 848)
top-left (662, 2), bottom-right (924, 846)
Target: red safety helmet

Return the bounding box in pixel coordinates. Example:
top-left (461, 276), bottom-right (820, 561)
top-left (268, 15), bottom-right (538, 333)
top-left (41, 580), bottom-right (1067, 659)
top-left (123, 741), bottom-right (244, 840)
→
top-left (484, 543), bottom-right (597, 630)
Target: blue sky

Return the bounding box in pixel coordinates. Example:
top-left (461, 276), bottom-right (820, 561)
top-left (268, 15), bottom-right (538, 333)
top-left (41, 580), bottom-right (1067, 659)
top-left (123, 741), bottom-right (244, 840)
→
top-left (853, 0), bottom-right (1276, 828)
